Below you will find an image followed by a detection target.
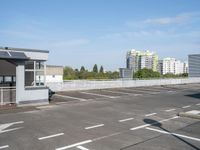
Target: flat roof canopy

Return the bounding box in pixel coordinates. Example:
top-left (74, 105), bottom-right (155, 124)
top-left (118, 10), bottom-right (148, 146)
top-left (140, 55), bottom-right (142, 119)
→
top-left (0, 46), bottom-right (49, 61)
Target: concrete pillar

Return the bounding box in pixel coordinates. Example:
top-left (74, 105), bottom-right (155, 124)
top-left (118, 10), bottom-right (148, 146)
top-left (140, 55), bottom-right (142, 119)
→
top-left (16, 62), bottom-right (25, 104)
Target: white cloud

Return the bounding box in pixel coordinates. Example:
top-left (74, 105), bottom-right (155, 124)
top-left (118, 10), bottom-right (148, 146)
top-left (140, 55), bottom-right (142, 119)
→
top-left (143, 12), bottom-right (200, 25)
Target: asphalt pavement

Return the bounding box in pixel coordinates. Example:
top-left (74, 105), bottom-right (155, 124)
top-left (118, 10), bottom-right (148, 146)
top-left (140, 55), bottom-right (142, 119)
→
top-left (0, 83), bottom-right (200, 150)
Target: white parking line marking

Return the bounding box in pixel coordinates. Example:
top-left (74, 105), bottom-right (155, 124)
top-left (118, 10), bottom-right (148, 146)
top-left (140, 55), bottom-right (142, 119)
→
top-left (80, 92), bottom-right (117, 99)
top-left (182, 105), bottom-right (191, 109)
top-left (146, 127), bottom-right (200, 142)
top-left (165, 109), bottom-right (176, 112)
top-left (0, 145), bottom-right (9, 149)
top-left (77, 146), bottom-right (89, 150)
top-left (130, 116), bottom-right (179, 131)
top-left (38, 133), bottom-right (64, 140)
top-left (0, 121), bottom-right (24, 134)
top-left (145, 113), bottom-right (157, 117)
top-left (56, 140), bottom-right (92, 150)
top-left (196, 103), bottom-right (200, 106)
top-left (123, 88), bottom-right (159, 94)
top-left (103, 90), bottom-right (132, 95)
top-left (55, 94), bottom-right (88, 102)
top-left (118, 118), bottom-right (134, 122)
top-left (93, 132), bottom-right (122, 141)
top-left (0, 127), bottom-right (24, 134)
top-left (85, 124), bottom-right (104, 130)
top-left (122, 88), bottom-right (146, 93)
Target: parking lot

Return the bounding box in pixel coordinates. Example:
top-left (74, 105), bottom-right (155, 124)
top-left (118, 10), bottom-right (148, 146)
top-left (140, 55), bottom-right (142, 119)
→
top-left (0, 83), bottom-right (200, 150)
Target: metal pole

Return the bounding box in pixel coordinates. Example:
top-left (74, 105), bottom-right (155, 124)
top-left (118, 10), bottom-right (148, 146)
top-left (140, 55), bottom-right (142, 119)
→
top-left (1, 88), bottom-right (3, 105)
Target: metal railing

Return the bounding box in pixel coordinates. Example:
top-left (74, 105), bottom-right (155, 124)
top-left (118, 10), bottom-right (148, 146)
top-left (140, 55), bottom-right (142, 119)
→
top-left (0, 87), bottom-right (16, 105)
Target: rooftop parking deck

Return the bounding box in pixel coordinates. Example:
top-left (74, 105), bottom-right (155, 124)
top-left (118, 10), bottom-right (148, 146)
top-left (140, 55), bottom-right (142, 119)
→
top-left (0, 83), bottom-right (200, 150)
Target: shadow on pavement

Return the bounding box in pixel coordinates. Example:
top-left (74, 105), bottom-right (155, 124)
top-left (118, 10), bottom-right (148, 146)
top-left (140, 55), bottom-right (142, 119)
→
top-left (143, 119), bottom-right (200, 150)
top-left (185, 93), bottom-right (200, 99)
top-left (120, 118), bottom-right (200, 150)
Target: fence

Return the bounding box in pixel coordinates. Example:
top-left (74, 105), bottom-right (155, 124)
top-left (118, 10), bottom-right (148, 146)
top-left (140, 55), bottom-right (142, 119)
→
top-left (0, 87), bottom-right (16, 105)
top-left (47, 78), bottom-right (200, 92)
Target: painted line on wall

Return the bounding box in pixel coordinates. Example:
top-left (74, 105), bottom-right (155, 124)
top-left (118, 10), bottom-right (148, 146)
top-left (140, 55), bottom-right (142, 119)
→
top-left (38, 133), bottom-right (64, 140)
top-left (118, 118), bottom-right (134, 122)
top-left (0, 145), bottom-right (9, 149)
top-left (85, 124), bottom-right (104, 130)
top-left (55, 94), bottom-right (88, 102)
top-left (80, 92), bottom-right (117, 99)
top-left (145, 113), bottom-right (157, 117)
top-left (146, 127), bottom-right (200, 142)
top-left (56, 140), bottom-right (92, 150)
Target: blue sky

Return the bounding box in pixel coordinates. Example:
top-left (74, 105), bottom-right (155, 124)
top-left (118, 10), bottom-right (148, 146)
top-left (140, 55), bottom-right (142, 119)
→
top-left (0, 0), bottom-right (200, 70)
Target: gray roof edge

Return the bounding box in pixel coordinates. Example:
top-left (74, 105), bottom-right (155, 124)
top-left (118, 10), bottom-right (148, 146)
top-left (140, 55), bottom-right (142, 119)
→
top-left (47, 65), bottom-right (64, 68)
top-left (188, 54), bottom-right (200, 56)
top-left (0, 46), bottom-right (49, 53)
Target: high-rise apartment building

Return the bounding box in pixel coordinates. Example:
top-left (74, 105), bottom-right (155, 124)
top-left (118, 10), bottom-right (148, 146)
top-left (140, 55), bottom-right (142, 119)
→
top-left (126, 49), bottom-right (158, 72)
top-left (159, 57), bottom-right (188, 75)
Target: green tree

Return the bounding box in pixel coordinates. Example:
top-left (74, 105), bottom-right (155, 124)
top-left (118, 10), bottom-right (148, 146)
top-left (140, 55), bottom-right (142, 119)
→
top-left (134, 68), bottom-right (160, 79)
top-left (80, 66), bottom-right (86, 72)
top-left (63, 66), bottom-right (76, 80)
top-left (99, 66), bottom-right (104, 73)
top-left (93, 64), bottom-right (98, 73)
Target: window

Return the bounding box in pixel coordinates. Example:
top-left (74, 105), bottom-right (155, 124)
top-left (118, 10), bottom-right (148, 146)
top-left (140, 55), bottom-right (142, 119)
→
top-left (25, 61), bottom-right (45, 87)
top-left (13, 76), bottom-right (16, 83)
top-left (4, 76), bottom-right (12, 82)
top-left (0, 76), bottom-right (3, 83)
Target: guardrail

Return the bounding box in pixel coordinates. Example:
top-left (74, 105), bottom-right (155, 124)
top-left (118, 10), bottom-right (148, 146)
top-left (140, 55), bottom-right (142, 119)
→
top-left (0, 87), bottom-right (16, 105)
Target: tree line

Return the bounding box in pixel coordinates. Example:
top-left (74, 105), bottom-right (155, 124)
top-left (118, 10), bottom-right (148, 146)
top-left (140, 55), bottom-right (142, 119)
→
top-left (63, 64), bottom-right (119, 80)
top-left (134, 68), bottom-right (188, 79)
top-left (63, 65), bottom-right (188, 80)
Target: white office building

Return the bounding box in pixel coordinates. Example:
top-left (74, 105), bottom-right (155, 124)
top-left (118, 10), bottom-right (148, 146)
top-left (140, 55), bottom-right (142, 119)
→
top-left (159, 57), bottom-right (188, 75)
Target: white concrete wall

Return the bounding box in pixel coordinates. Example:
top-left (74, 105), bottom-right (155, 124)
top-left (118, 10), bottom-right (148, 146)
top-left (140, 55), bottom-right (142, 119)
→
top-left (46, 75), bottom-right (63, 83)
top-left (47, 78), bottom-right (200, 92)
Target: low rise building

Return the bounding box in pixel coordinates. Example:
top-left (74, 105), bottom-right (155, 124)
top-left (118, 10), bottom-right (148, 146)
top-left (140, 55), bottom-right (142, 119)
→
top-left (46, 65), bottom-right (63, 83)
top-left (0, 46), bottom-right (49, 105)
top-left (188, 54), bottom-right (200, 77)
top-left (119, 68), bottom-right (133, 79)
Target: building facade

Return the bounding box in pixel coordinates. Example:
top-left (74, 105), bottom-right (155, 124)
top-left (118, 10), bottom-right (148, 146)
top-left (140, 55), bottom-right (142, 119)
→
top-left (0, 47), bottom-right (49, 105)
top-left (46, 65), bottom-right (63, 83)
top-left (126, 49), bottom-right (158, 73)
top-left (188, 54), bottom-right (200, 77)
top-left (119, 68), bottom-right (133, 79)
top-left (159, 57), bottom-right (188, 75)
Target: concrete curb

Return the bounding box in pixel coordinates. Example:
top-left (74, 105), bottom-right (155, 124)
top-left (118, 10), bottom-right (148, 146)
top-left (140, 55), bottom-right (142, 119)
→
top-left (178, 112), bottom-right (200, 120)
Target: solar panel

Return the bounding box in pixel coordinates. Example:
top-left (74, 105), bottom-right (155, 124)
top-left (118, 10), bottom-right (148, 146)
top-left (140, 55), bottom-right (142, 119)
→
top-left (0, 51), bottom-right (29, 60)
top-left (9, 51), bottom-right (28, 59)
top-left (0, 51), bottom-right (10, 57)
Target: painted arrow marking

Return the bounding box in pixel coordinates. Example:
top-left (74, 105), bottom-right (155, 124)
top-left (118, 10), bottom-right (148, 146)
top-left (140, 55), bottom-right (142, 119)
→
top-left (0, 121), bottom-right (24, 134)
